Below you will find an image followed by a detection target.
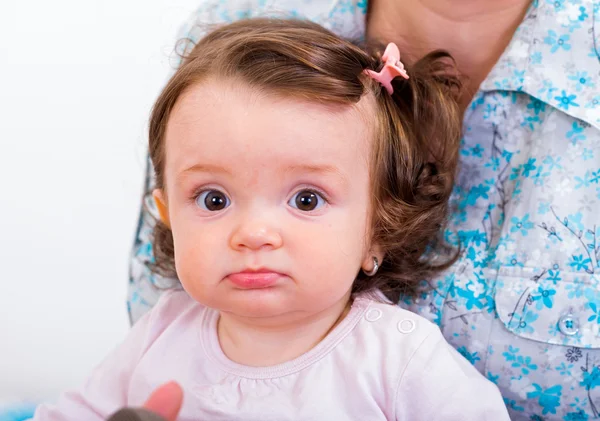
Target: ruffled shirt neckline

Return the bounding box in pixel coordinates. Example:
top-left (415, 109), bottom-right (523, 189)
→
top-left (199, 296), bottom-right (371, 379)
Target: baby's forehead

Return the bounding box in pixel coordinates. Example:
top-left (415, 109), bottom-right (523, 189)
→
top-left (172, 78), bottom-right (376, 123)
top-left (164, 80), bottom-right (375, 176)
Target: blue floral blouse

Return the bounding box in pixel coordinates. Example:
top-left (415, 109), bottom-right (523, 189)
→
top-left (128, 1), bottom-right (600, 419)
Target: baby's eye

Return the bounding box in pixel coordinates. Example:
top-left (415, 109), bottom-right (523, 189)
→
top-left (288, 190), bottom-right (326, 212)
top-left (195, 190), bottom-right (230, 211)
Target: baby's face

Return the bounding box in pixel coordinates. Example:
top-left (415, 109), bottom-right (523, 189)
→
top-left (156, 78), bottom-right (377, 322)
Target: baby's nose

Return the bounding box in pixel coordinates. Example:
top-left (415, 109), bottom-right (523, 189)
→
top-left (229, 217), bottom-right (283, 251)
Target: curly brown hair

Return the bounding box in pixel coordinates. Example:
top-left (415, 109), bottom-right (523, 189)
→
top-left (147, 18), bottom-right (462, 303)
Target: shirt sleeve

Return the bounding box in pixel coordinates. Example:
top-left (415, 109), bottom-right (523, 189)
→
top-left (394, 329), bottom-right (511, 421)
top-left (31, 291), bottom-right (178, 421)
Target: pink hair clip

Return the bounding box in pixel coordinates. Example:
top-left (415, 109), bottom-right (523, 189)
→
top-left (364, 42), bottom-right (409, 95)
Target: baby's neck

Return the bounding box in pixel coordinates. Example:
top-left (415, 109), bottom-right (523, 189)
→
top-left (216, 295), bottom-right (351, 367)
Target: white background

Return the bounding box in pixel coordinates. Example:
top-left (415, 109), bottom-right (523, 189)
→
top-left (0, 0), bottom-right (200, 401)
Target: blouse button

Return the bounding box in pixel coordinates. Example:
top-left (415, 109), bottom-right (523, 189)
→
top-left (397, 319), bottom-right (416, 334)
top-left (558, 314), bottom-right (579, 336)
top-left (365, 308), bottom-right (383, 322)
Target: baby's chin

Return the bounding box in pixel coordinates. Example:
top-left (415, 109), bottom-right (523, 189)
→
top-left (218, 288), bottom-right (302, 320)
top-left (186, 285), bottom-right (300, 319)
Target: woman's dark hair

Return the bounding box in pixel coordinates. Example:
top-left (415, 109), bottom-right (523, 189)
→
top-left (147, 18), bottom-right (462, 302)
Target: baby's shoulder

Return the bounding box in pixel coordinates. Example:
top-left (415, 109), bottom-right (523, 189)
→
top-left (350, 300), bottom-right (510, 420)
top-left (355, 297), bottom-right (440, 337)
top-left (350, 296), bottom-right (445, 361)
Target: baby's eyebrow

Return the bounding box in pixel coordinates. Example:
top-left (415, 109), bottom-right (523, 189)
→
top-left (175, 163), bottom-right (349, 186)
top-left (284, 164), bottom-right (348, 183)
top-left (177, 163), bottom-right (232, 179)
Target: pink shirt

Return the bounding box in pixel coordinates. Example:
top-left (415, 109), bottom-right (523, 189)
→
top-left (33, 290), bottom-right (510, 420)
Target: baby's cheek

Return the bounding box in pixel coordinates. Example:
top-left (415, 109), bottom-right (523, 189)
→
top-left (173, 233), bottom-right (213, 287)
top-left (309, 224), bottom-right (364, 283)
top-left (173, 244), bottom-right (197, 289)
top-left (330, 214), bottom-right (369, 258)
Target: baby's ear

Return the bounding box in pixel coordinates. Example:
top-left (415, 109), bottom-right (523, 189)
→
top-left (152, 189), bottom-right (171, 228)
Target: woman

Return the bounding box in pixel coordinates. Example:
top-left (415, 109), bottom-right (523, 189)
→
top-left (129, 1), bottom-right (599, 419)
